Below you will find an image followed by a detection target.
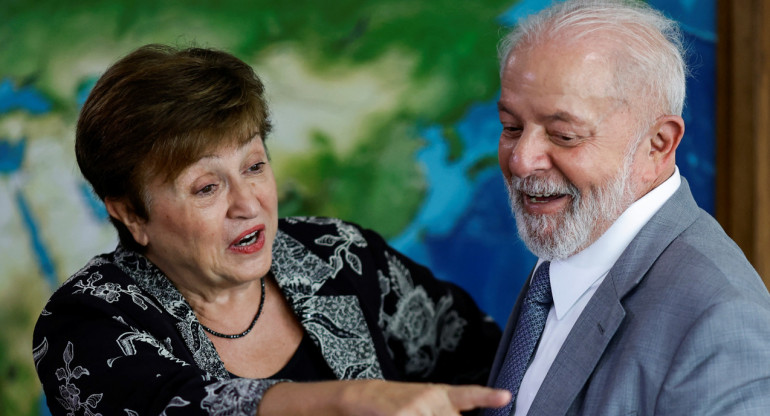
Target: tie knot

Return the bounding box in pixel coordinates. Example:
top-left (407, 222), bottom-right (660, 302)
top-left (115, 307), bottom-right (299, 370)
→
top-left (528, 261), bottom-right (552, 305)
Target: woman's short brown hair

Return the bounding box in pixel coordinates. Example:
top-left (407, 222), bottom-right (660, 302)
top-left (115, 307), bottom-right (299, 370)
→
top-left (76, 44), bottom-right (272, 252)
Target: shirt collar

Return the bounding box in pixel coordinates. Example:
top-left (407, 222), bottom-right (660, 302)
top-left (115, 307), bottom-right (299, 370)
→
top-left (546, 167), bottom-right (681, 319)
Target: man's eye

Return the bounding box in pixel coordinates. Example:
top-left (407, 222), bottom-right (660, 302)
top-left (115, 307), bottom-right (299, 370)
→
top-left (551, 132), bottom-right (579, 143)
top-left (551, 134), bottom-right (580, 146)
top-left (502, 126), bottom-right (523, 136)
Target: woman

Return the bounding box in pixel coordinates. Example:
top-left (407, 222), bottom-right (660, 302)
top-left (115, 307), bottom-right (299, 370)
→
top-left (32, 44), bottom-right (509, 415)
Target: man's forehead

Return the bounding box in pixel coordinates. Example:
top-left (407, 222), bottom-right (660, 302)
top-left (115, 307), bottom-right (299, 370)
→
top-left (497, 100), bottom-right (601, 127)
top-left (500, 46), bottom-right (629, 122)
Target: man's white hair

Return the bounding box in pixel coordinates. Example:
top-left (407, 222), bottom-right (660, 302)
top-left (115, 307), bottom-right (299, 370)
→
top-left (499, 0), bottom-right (688, 120)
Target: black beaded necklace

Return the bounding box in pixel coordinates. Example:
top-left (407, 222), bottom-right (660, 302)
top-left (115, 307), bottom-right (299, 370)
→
top-left (200, 276), bottom-right (266, 339)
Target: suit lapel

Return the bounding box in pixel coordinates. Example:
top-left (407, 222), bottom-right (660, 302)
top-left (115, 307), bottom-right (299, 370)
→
top-left (527, 179), bottom-right (701, 415)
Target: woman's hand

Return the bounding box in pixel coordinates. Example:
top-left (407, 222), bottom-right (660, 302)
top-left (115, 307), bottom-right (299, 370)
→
top-left (258, 379), bottom-right (511, 415)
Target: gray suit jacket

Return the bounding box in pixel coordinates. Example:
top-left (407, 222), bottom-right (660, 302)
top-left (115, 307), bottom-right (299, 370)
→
top-left (489, 179), bottom-right (770, 415)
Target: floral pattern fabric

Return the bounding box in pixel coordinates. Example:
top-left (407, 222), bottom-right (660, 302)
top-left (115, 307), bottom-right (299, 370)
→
top-left (33, 217), bottom-right (501, 415)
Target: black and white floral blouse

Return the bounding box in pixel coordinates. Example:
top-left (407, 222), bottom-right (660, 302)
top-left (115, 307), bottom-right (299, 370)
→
top-left (33, 217), bottom-right (501, 415)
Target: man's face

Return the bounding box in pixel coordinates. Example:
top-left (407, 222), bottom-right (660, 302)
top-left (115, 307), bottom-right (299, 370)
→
top-left (498, 39), bottom-right (647, 260)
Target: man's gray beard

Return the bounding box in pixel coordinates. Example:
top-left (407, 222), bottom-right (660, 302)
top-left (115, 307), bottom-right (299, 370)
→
top-left (506, 159), bottom-right (636, 260)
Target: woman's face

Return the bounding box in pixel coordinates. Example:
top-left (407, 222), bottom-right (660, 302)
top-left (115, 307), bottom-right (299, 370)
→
top-left (131, 137), bottom-right (278, 293)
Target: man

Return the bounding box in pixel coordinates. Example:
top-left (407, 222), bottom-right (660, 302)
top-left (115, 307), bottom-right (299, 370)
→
top-left (486, 1), bottom-right (770, 415)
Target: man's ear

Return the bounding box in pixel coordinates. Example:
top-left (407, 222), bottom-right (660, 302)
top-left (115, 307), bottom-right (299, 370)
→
top-left (104, 197), bottom-right (150, 247)
top-left (648, 114), bottom-right (684, 172)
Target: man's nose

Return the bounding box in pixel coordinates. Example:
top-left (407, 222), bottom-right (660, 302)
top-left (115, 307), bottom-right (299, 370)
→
top-left (505, 128), bottom-right (552, 178)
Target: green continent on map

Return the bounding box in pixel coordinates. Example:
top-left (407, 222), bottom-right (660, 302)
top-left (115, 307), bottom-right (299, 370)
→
top-left (277, 122), bottom-right (426, 237)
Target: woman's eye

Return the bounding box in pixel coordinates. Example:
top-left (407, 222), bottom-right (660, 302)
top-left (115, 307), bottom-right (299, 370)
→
top-left (248, 162), bottom-right (265, 172)
top-left (196, 184), bottom-right (216, 195)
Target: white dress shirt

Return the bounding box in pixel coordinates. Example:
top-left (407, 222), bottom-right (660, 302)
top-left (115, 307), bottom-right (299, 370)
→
top-left (513, 168), bottom-right (682, 415)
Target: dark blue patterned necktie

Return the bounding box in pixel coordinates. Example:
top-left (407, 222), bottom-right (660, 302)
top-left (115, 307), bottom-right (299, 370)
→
top-left (487, 261), bottom-right (553, 416)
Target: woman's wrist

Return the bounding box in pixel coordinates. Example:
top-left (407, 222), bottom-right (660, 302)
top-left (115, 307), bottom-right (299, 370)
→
top-left (258, 381), bottom-right (345, 416)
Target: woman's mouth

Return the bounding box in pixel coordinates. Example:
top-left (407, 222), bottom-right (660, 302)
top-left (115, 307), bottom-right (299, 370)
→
top-left (229, 225), bottom-right (266, 253)
top-left (234, 230), bottom-right (260, 246)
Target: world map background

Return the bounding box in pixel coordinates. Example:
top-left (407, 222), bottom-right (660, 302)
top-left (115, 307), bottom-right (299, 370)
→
top-left (0, 0), bottom-right (714, 414)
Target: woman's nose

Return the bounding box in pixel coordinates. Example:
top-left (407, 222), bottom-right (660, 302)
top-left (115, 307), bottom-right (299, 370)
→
top-left (227, 180), bottom-right (260, 218)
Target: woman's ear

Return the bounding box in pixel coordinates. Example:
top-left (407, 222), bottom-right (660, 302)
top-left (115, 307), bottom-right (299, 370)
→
top-left (104, 197), bottom-right (150, 247)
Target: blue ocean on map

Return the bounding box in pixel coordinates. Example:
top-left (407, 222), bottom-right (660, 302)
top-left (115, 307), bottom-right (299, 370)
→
top-left (0, 78), bottom-right (60, 291)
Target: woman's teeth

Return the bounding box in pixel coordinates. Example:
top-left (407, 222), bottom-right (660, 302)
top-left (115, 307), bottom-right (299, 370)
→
top-left (235, 231), bottom-right (259, 246)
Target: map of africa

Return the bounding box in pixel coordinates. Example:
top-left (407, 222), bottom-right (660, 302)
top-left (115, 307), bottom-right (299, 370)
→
top-left (0, 0), bottom-right (715, 414)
